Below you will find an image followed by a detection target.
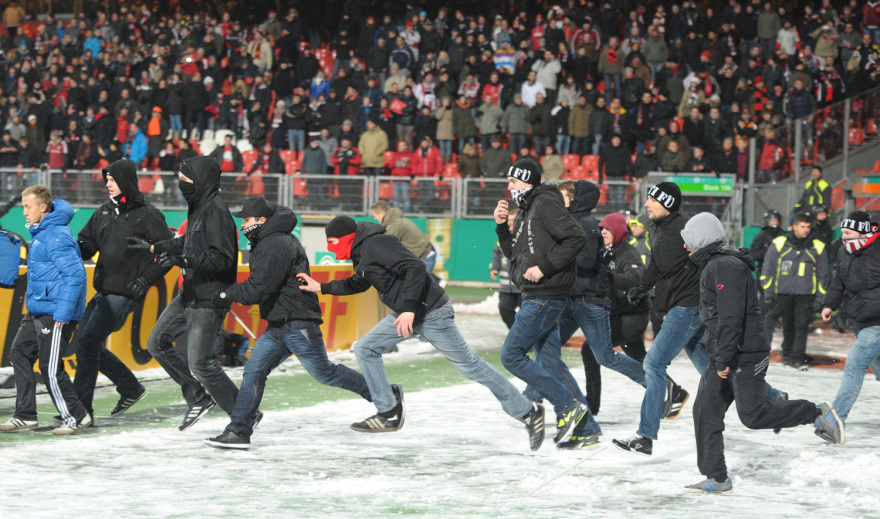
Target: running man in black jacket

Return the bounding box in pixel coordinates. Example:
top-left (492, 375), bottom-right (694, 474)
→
top-left (683, 212), bottom-right (842, 493)
top-left (128, 156), bottom-right (240, 430)
top-left (205, 199), bottom-right (371, 449)
top-left (74, 159), bottom-right (173, 419)
top-left (298, 216), bottom-right (546, 451)
top-left (494, 159), bottom-right (602, 447)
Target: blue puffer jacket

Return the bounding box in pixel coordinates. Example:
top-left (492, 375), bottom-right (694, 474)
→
top-left (26, 199), bottom-right (87, 322)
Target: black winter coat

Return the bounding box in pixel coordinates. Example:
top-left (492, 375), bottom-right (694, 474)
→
top-left (321, 222), bottom-right (449, 324)
top-left (692, 243), bottom-right (767, 370)
top-left (642, 211), bottom-right (701, 312)
top-left (606, 240), bottom-right (649, 315)
top-left (823, 240), bottom-right (880, 332)
top-left (154, 156), bottom-right (239, 308)
top-left (497, 182), bottom-right (586, 299)
top-left (748, 225), bottom-right (785, 272)
top-left (568, 181), bottom-right (610, 303)
top-left (227, 205), bottom-right (322, 324)
top-left (78, 159), bottom-right (173, 300)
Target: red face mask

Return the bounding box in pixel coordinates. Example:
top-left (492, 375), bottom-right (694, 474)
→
top-left (327, 233), bottom-right (356, 260)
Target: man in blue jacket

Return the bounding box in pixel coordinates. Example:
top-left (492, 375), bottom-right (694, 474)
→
top-left (0, 185), bottom-right (90, 435)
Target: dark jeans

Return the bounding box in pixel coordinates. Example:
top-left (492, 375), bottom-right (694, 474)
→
top-left (498, 291), bottom-right (522, 330)
top-left (9, 314), bottom-right (87, 427)
top-left (146, 295), bottom-right (239, 414)
top-left (509, 134), bottom-right (527, 154)
top-left (501, 298), bottom-right (600, 436)
top-left (571, 136), bottom-right (590, 157)
top-left (694, 354), bottom-right (819, 480)
top-left (227, 320), bottom-right (371, 436)
top-left (580, 312), bottom-right (649, 414)
top-left (778, 294), bottom-right (814, 363)
top-left (74, 293), bottom-right (145, 415)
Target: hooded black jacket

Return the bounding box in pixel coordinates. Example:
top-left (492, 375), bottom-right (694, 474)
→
top-left (823, 239), bottom-right (880, 333)
top-left (568, 181), bottom-right (610, 303)
top-left (321, 222), bottom-right (449, 323)
top-left (77, 159), bottom-right (173, 300)
top-left (606, 240), bottom-right (649, 315)
top-left (497, 182), bottom-right (586, 299)
top-left (226, 205), bottom-right (322, 324)
top-left (691, 242), bottom-right (767, 370)
top-left (155, 156), bottom-right (239, 308)
top-left (642, 211), bottom-right (701, 312)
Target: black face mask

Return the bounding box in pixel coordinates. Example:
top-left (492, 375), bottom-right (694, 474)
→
top-left (242, 223), bottom-right (262, 242)
top-left (178, 180), bottom-right (197, 204)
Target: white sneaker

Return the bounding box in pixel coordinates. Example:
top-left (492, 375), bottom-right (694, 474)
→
top-left (0, 417), bottom-right (38, 431)
top-left (52, 414), bottom-right (93, 436)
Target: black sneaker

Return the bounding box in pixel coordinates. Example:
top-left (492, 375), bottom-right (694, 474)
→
top-left (666, 385), bottom-right (690, 420)
top-left (612, 434), bottom-right (653, 456)
top-left (554, 402), bottom-right (589, 444)
top-left (391, 384), bottom-right (405, 431)
top-left (773, 392), bottom-right (789, 434)
top-left (557, 433), bottom-right (601, 450)
top-left (793, 360), bottom-right (809, 371)
top-left (204, 429), bottom-right (251, 450)
top-left (179, 397), bottom-right (217, 431)
top-left (253, 411), bottom-right (264, 431)
top-left (814, 402), bottom-right (845, 444)
top-left (660, 378), bottom-right (676, 419)
top-left (110, 386), bottom-right (148, 417)
top-left (521, 402), bottom-right (545, 451)
top-left (350, 412), bottom-right (401, 433)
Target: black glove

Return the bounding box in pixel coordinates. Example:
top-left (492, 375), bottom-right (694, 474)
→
top-left (627, 286), bottom-right (649, 306)
top-left (127, 236), bottom-right (152, 251)
top-left (813, 299), bottom-right (823, 312)
top-left (212, 289), bottom-right (232, 308)
top-left (157, 252), bottom-right (186, 269)
top-left (126, 277), bottom-right (150, 297)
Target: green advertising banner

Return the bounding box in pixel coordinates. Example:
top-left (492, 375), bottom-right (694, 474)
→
top-left (663, 175), bottom-right (734, 195)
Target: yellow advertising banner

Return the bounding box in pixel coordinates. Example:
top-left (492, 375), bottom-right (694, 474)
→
top-left (0, 265), bottom-right (386, 377)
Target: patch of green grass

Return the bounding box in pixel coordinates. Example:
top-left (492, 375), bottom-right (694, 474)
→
top-left (444, 286), bottom-right (496, 303)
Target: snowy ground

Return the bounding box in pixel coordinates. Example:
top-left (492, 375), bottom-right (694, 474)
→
top-left (1, 310), bottom-right (878, 518)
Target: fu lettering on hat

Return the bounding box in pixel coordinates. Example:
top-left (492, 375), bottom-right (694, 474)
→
top-left (842, 218), bottom-right (872, 233)
top-left (648, 185), bottom-right (677, 209)
top-left (508, 165), bottom-right (532, 182)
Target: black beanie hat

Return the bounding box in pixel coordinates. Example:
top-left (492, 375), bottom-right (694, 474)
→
top-left (507, 158), bottom-right (542, 187)
top-left (647, 181), bottom-right (682, 211)
top-left (325, 215), bottom-right (358, 238)
top-left (841, 211), bottom-right (873, 234)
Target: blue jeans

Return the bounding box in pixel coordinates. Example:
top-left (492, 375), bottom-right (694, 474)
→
top-left (741, 40), bottom-right (760, 65)
top-left (509, 134), bottom-right (527, 154)
top-left (571, 137), bottom-right (590, 156)
top-left (555, 134), bottom-right (571, 156)
top-left (438, 140), bottom-right (452, 163)
top-left (592, 134), bottom-right (604, 155)
top-left (393, 179), bottom-right (411, 212)
top-left (354, 302), bottom-right (531, 420)
top-left (559, 299), bottom-right (646, 387)
top-left (869, 27), bottom-right (880, 45)
top-left (832, 325), bottom-right (880, 422)
top-left (73, 293), bottom-right (144, 415)
top-left (638, 306), bottom-right (779, 439)
top-left (228, 320), bottom-right (371, 436)
top-left (603, 74), bottom-right (621, 104)
top-left (146, 295), bottom-right (239, 414)
top-left (458, 136), bottom-right (475, 153)
top-left (609, 183), bottom-right (625, 211)
top-left (533, 135), bottom-right (550, 157)
top-left (287, 129), bottom-right (305, 152)
top-left (169, 114), bottom-right (183, 134)
top-left (501, 298), bottom-right (600, 435)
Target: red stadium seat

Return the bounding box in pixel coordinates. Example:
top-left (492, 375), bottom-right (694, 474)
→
top-left (242, 150), bottom-right (259, 173)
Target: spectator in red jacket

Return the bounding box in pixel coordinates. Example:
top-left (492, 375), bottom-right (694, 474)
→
top-left (389, 140), bottom-right (413, 212)
top-left (410, 136), bottom-right (444, 213)
top-left (331, 137), bottom-right (362, 210)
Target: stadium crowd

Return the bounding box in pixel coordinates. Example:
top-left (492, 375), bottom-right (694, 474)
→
top-left (0, 0), bottom-right (878, 209)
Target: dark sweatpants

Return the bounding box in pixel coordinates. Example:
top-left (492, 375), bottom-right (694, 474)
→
top-left (498, 292), bottom-right (522, 330)
top-left (10, 314), bottom-right (88, 428)
top-left (778, 294), bottom-right (814, 363)
top-left (693, 353), bottom-right (819, 480)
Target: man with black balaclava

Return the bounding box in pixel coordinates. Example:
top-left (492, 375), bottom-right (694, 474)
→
top-left (127, 156), bottom-right (239, 431)
top-left (205, 198), bottom-right (372, 450)
top-left (73, 159), bottom-right (173, 421)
